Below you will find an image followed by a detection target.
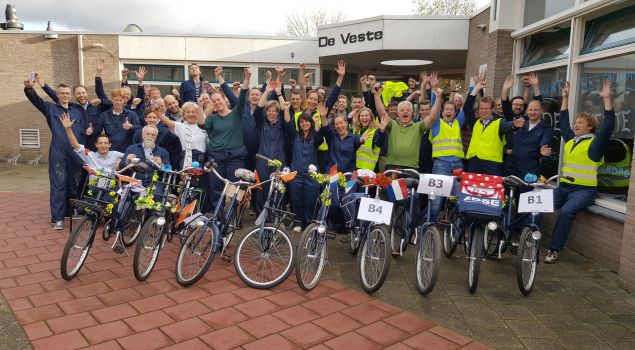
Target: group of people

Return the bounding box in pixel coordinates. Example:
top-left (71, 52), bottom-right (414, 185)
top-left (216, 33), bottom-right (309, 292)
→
top-left (23, 58), bottom-right (616, 264)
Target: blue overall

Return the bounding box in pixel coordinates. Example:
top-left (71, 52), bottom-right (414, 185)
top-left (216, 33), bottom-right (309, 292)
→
top-left (288, 123), bottom-right (324, 229)
top-left (222, 83), bottom-right (260, 172)
top-left (252, 108), bottom-right (295, 215)
top-left (179, 78), bottom-right (204, 105)
top-left (25, 87), bottom-right (86, 222)
top-left (93, 108), bottom-right (141, 153)
top-left (95, 77), bottom-right (145, 117)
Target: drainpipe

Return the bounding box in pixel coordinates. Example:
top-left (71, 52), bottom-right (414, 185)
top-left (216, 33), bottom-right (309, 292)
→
top-left (78, 33), bottom-right (85, 86)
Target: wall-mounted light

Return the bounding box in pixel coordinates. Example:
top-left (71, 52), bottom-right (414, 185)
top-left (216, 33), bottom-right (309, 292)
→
top-left (85, 43), bottom-right (116, 58)
top-left (291, 52), bottom-right (295, 59)
top-left (44, 21), bottom-right (58, 39)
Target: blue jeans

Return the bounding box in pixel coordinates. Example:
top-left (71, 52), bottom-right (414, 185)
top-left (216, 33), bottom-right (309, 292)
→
top-left (428, 159), bottom-right (463, 223)
top-left (549, 184), bottom-right (596, 251)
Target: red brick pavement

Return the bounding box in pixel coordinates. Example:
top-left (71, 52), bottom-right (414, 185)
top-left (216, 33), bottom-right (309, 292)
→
top-left (0, 192), bottom-right (491, 350)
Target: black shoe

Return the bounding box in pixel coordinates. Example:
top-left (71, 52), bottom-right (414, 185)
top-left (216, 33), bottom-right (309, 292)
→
top-left (113, 244), bottom-right (125, 254)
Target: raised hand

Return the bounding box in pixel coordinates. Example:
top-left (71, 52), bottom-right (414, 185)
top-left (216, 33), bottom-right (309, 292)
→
top-left (122, 117), bottom-right (133, 130)
top-left (86, 123), bottom-right (94, 135)
top-left (136, 66), bottom-right (147, 82)
top-left (429, 72), bottom-right (439, 89)
top-left (202, 80), bottom-right (210, 90)
top-left (34, 72), bottom-right (44, 87)
top-left (24, 76), bottom-right (34, 89)
top-left (360, 75), bottom-right (368, 86)
top-left (513, 117), bottom-right (525, 128)
top-left (317, 102), bottom-right (327, 118)
top-left (59, 113), bottom-right (74, 128)
top-left (288, 78), bottom-right (297, 89)
top-left (529, 72), bottom-right (539, 86)
top-left (210, 86), bottom-right (220, 95)
top-left (434, 87), bottom-right (443, 99)
top-left (335, 60), bottom-right (346, 76)
top-left (90, 98), bottom-right (102, 107)
top-left (122, 67), bottom-right (129, 79)
top-left (503, 76), bottom-right (515, 91)
top-left (540, 145), bottom-right (552, 157)
top-left (372, 82), bottom-right (383, 95)
top-left (368, 75), bottom-right (376, 87)
top-left (275, 65), bottom-right (287, 77)
top-left (598, 79), bottom-right (612, 99)
top-left (266, 80), bottom-right (278, 92)
top-left (132, 98), bottom-right (142, 107)
top-left (265, 70), bottom-right (272, 84)
top-left (561, 81), bottom-right (570, 98)
top-left (450, 80), bottom-right (457, 92)
top-left (360, 132), bottom-right (370, 143)
top-left (96, 58), bottom-right (105, 73)
top-left (420, 72), bottom-right (430, 87)
top-left (282, 101), bottom-right (291, 110)
top-left (171, 86), bottom-right (180, 99)
top-left (522, 75), bottom-right (531, 87)
top-left (379, 112), bottom-right (390, 130)
top-left (303, 72), bottom-right (313, 84)
top-left (299, 63), bottom-right (306, 70)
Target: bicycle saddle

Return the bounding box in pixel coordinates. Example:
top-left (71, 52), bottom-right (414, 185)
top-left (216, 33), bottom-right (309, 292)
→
top-left (404, 178), bottom-right (419, 189)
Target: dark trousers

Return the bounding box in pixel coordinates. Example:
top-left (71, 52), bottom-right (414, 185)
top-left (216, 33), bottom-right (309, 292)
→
top-left (49, 155), bottom-right (82, 222)
top-left (467, 157), bottom-right (503, 176)
top-left (549, 184), bottom-right (596, 252)
top-left (289, 175), bottom-right (319, 229)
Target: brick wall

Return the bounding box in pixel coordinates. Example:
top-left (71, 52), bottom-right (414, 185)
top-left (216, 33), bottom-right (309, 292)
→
top-left (465, 8), bottom-right (489, 92)
top-left (619, 151), bottom-right (635, 291)
top-left (0, 33), bottom-right (119, 163)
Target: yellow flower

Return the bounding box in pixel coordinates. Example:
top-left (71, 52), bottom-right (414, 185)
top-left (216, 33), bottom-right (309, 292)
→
top-left (109, 191), bottom-right (116, 197)
top-left (110, 179), bottom-right (116, 187)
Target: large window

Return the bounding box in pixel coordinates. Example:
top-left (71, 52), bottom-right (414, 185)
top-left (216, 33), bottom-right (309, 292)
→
top-left (123, 64), bottom-right (184, 82)
top-left (576, 53), bottom-right (635, 202)
top-left (521, 24), bottom-right (571, 67)
top-left (199, 66), bottom-right (247, 85)
top-left (256, 67), bottom-right (317, 87)
top-left (524, 0), bottom-right (575, 27)
top-left (581, 5), bottom-right (635, 54)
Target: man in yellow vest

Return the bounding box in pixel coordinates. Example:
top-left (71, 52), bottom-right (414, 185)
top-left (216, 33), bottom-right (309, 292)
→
top-left (465, 75), bottom-right (525, 176)
top-left (545, 80), bottom-right (615, 263)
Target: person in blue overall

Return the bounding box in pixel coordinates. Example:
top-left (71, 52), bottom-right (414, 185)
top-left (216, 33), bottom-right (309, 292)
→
top-left (95, 61), bottom-right (146, 117)
top-left (197, 68), bottom-right (251, 213)
top-left (178, 63), bottom-right (204, 105)
top-left (92, 88), bottom-right (142, 153)
top-left (252, 81), bottom-right (295, 215)
top-left (284, 103), bottom-right (324, 232)
top-left (318, 111), bottom-right (370, 234)
top-left (24, 78), bottom-right (86, 230)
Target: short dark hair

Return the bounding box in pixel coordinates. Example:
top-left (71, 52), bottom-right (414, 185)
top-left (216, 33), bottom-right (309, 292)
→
top-left (72, 85), bottom-right (87, 94)
top-left (479, 96), bottom-right (495, 108)
top-left (290, 89), bottom-right (301, 96)
top-left (57, 83), bottom-right (71, 90)
top-left (511, 96), bottom-right (524, 104)
top-left (351, 94), bottom-right (363, 100)
top-left (388, 101), bottom-right (399, 109)
top-left (189, 63), bottom-right (199, 68)
top-left (95, 134), bottom-right (110, 143)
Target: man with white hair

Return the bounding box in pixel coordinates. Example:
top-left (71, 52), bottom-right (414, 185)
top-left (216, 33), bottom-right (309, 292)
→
top-left (119, 125), bottom-right (171, 186)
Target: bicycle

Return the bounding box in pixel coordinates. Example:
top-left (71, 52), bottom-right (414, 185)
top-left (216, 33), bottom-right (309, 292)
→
top-left (175, 162), bottom-right (253, 287)
top-left (386, 168), bottom-right (444, 295)
top-left (133, 163), bottom-right (206, 281)
top-left (340, 169), bottom-right (391, 293)
top-left (233, 154), bottom-right (297, 289)
top-left (61, 159), bottom-right (148, 280)
top-left (295, 164), bottom-right (344, 291)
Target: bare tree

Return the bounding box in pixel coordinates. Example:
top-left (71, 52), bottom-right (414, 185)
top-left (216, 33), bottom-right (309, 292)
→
top-left (412, 0), bottom-right (477, 16)
top-left (277, 9), bottom-right (347, 37)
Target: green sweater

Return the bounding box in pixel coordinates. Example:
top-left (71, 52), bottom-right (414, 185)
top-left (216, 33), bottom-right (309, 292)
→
top-left (201, 89), bottom-right (247, 151)
top-left (385, 119), bottom-right (427, 168)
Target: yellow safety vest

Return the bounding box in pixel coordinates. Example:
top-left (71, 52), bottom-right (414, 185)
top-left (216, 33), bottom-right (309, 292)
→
top-left (355, 128), bottom-right (380, 170)
top-left (561, 137), bottom-right (603, 187)
top-left (466, 118), bottom-right (504, 163)
top-left (430, 120), bottom-right (464, 159)
top-left (294, 110), bottom-right (328, 151)
top-left (598, 138), bottom-right (631, 188)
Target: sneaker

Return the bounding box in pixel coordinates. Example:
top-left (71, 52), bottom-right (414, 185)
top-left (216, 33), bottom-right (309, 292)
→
top-left (53, 221), bottom-right (64, 230)
top-left (544, 250), bottom-right (558, 264)
top-left (293, 226), bottom-right (302, 233)
top-left (113, 244), bottom-right (125, 254)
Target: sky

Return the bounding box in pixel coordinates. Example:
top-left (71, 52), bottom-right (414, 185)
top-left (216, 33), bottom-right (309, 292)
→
top-left (7, 0), bottom-right (490, 36)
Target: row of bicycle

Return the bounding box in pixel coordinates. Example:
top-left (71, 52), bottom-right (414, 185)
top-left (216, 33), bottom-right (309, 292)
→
top-left (60, 154), bottom-right (568, 296)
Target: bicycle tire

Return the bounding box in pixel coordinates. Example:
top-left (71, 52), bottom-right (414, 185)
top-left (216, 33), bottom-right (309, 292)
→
top-left (359, 224), bottom-right (391, 293)
top-left (295, 223), bottom-right (327, 291)
top-left (390, 205), bottom-right (408, 257)
top-left (133, 215), bottom-right (166, 281)
top-left (60, 216), bottom-right (96, 280)
top-left (234, 225), bottom-right (295, 289)
top-left (416, 225), bottom-right (442, 295)
top-left (122, 205), bottom-right (145, 247)
top-left (442, 202), bottom-right (459, 257)
top-left (468, 225), bottom-right (484, 294)
top-left (175, 223), bottom-right (217, 287)
top-left (515, 227), bottom-right (539, 296)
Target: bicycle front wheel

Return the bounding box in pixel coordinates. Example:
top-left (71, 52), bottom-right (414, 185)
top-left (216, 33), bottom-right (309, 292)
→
top-left (442, 203), bottom-right (459, 257)
top-left (390, 205), bottom-right (408, 257)
top-left (133, 216), bottom-right (166, 281)
top-left (234, 225), bottom-right (295, 289)
top-left (416, 225), bottom-right (442, 295)
top-left (295, 223), bottom-right (327, 291)
top-left (468, 225), bottom-right (484, 294)
top-left (359, 225), bottom-right (391, 293)
top-left (122, 206), bottom-right (145, 247)
top-left (61, 216), bottom-right (96, 280)
top-left (515, 227), bottom-right (539, 295)
top-left (176, 223), bottom-right (216, 287)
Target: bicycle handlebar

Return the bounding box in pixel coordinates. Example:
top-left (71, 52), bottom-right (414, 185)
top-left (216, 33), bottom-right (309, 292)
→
top-left (504, 174), bottom-right (573, 189)
top-left (383, 168), bottom-right (419, 178)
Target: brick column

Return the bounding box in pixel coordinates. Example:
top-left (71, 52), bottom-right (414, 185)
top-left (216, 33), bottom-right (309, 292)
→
top-left (618, 148), bottom-right (635, 290)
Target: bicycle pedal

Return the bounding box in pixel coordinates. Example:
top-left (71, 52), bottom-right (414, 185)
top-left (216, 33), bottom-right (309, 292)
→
top-left (221, 254), bottom-right (232, 262)
top-left (113, 245), bottom-right (125, 254)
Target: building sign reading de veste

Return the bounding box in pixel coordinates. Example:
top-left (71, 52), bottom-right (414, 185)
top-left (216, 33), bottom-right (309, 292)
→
top-left (318, 31), bottom-right (383, 47)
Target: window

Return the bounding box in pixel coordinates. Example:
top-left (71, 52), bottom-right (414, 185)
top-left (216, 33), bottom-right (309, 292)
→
top-left (581, 5), bottom-right (635, 54)
top-left (127, 84), bottom-right (174, 98)
top-left (256, 67), bottom-right (317, 87)
top-left (321, 71), bottom-right (359, 93)
top-left (523, 0), bottom-right (575, 26)
top-left (521, 24), bottom-right (571, 67)
top-left (199, 66), bottom-right (247, 85)
top-left (524, 67), bottom-right (568, 178)
top-left (576, 53), bottom-right (635, 203)
top-left (123, 64), bottom-right (185, 82)
top-left (20, 129), bottom-right (40, 149)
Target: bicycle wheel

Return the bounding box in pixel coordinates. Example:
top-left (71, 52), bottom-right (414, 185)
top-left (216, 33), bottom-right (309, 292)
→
top-left (176, 223), bottom-right (217, 287)
top-left (442, 203), bottom-right (459, 257)
top-left (295, 223), bottom-right (327, 291)
top-left (467, 225), bottom-right (484, 294)
top-left (122, 205), bottom-right (145, 247)
top-left (349, 224), bottom-right (361, 255)
top-left (133, 215), bottom-right (166, 281)
top-left (485, 228), bottom-right (505, 259)
top-left (60, 216), bottom-right (96, 280)
top-left (515, 227), bottom-right (539, 295)
top-left (359, 225), bottom-right (391, 293)
top-left (390, 205), bottom-right (407, 257)
top-left (234, 225), bottom-right (295, 289)
top-left (416, 225), bottom-right (442, 295)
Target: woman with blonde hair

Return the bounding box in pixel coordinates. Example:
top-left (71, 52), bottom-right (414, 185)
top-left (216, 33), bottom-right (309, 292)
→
top-left (351, 107), bottom-right (383, 171)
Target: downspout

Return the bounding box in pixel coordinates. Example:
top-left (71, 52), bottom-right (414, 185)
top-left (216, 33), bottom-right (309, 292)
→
top-left (78, 33), bottom-right (85, 86)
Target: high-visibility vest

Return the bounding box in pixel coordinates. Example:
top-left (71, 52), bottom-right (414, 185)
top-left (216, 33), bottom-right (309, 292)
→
top-left (294, 110), bottom-right (328, 151)
top-left (466, 118), bottom-right (504, 163)
top-left (430, 120), bottom-right (464, 159)
top-left (598, 138), bottom-right (631, 188)
top-left (561, 137), bottom-right (602, 187)
top-left (355, 128), bottom-right (380, 170)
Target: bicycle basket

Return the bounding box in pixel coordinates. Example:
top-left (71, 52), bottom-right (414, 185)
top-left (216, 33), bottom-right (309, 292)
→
top-left (458, 172), bottom-right (504, 217)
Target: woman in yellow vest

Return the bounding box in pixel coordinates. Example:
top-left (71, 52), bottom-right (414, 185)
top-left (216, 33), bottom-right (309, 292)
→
top-left (545, 80), bottom-right (615, 264)
top-left (352, 107), bottom-right (384, 171)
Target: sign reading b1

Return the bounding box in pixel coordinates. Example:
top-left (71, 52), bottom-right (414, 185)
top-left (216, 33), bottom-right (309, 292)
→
top-left (319, 30), bottom-right (383, 47)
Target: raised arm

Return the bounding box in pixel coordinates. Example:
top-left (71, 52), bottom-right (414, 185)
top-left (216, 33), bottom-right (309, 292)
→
top-left (529, 72), bottom-right (542, 101)
top-left (299, 63), bottom-right (309, 106)
top-left (423, 88), bottom-right (443, 129)
top-left (157, 110), bottom-right (176, 132)
top-left (501, 76), bottom-right (515, 120)
top-left (559, 81), bottom-right (574, 142)
top-left (95, 59), bottom-right (111, 104)
top-left (216, 66), bottom-right (238, 108)
top-left (373, 85), bottom-right (391, 132)
top-left (325, 60), bottom-right (346, 111)
top-left (234, 68), bottom-right (251, 119)
top-left (34, 72), bottom-right (59, 103)
top-left (24, 77), bottom-right (48, 116)
top-left (588, 80), bottom-right (616, 161)
top-left (60, 113), bottom-right (81, 150)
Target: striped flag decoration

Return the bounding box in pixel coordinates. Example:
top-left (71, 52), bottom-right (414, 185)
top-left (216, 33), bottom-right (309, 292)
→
top-left (386, 178), bottom-right (409, 202)
top-left (329, 164), bottom-right (339, 191)
top-left (344, 171), bottom-right (357, 193)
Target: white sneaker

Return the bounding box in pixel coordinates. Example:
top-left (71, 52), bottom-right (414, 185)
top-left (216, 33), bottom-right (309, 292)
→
top-left (293, 226), bottom-right (302, 233)
top-left (544, 250), bottom-right (558, 264)
top-left (53, 221), bottom-right (64, 230)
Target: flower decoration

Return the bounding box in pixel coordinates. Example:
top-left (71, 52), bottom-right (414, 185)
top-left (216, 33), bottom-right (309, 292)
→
top-left (268, 159), bottom-right (282, 168)
top-left (373, 173), bottom-right (393, 189)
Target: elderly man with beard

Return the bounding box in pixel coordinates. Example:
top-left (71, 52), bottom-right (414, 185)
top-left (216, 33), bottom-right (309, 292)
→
top-left (119, 125), bottom-right (170, 187)
top-left (24, 77), bottom-right (86, 230)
